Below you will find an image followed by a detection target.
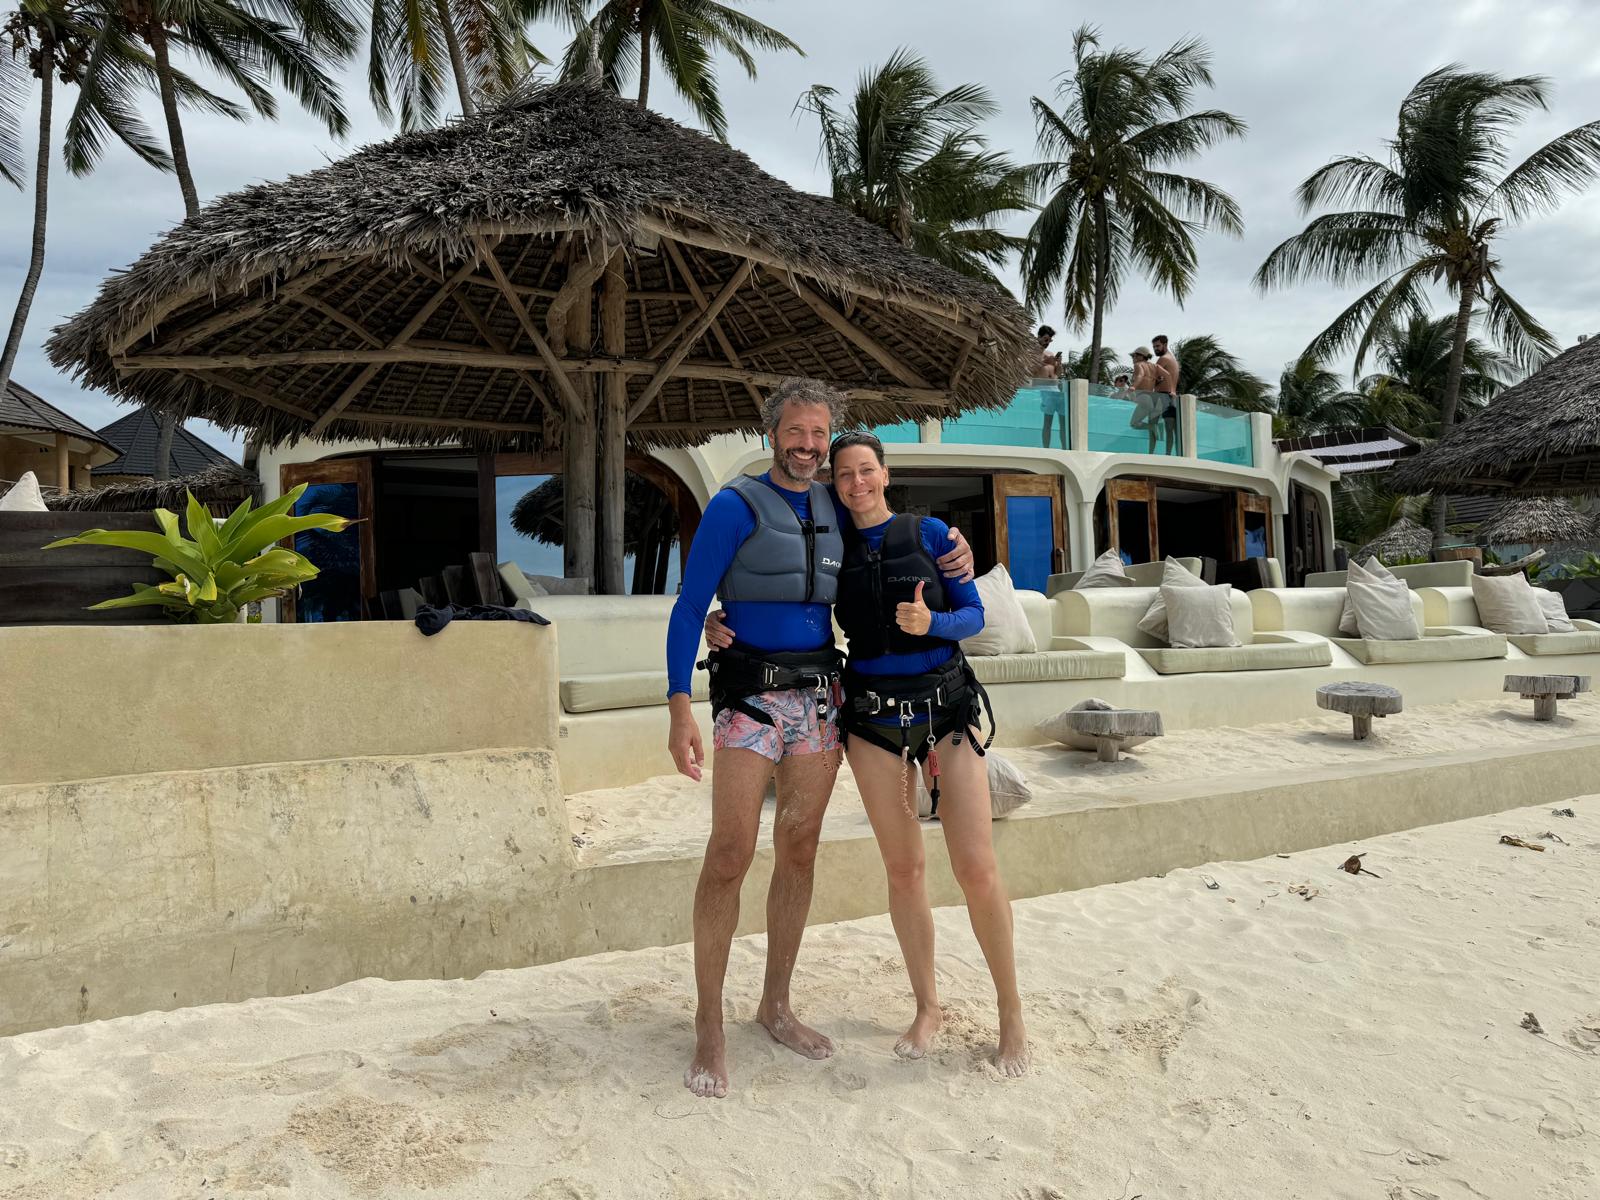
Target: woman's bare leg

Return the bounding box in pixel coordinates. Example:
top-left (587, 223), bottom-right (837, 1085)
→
top-left (846, 736), bottom-right (941, 1058)
top-left (928, 732), bottom-right (1029, 1075)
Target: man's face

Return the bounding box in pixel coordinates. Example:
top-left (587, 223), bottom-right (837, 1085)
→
top-left (1153, 339), bottom-right (1167, 355)
top-left (771, 400), bottom-right (831, 484)
top-left (1038, 331), bottom-right (1053, 348)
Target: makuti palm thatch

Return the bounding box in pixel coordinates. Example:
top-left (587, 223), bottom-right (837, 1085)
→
top-left (1354, 516), bottom-right (1433, 563)
top-left (46, 464), bottom-right (259, 516)
top-left (47, 81), bottom-right (1032, 590)
top-left (1472, 498), bottom-right (1597, 547)
top-left (1392, 337), bottom-right (1600, 496)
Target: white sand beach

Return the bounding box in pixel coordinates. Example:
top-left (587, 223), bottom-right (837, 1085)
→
top-left (570, 697), bottom-right (1600, 865)
top-left (3, 800), bottom-right (1596, 1200)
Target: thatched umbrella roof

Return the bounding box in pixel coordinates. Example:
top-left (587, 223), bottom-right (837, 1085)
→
top-left (509, 471), bottom-right (676, 553)
top-left (1354, 516), bottom-right (1433, 563)
top-left (45, 81), bottom-right (1032, 455)
top-left (46, 463), bottom-right (259, 515)
top-left (1472, 497), bottom-right (1597, 546)
top-left (1392, 337), bottom-right (1600, 495)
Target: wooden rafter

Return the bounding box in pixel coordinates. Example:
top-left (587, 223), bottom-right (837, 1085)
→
top-left (661, 238), bottom-right (764, 409)
top-left (776, 270), bottom-right (932, 389)
top-left (448, 283), bottom-right (554, 418)
top-left (297, 295), bottom-right (383, 348)
top-left (137, 259), bottom-right (351, 357)
top-left (179, 369), bottom-right (316, 420)
top-left (473, 234), bottom-right (586, 422)
top-left (627, 258), bottom-right (754, 422)
top-left (545, 237), bottom-right (612, 355)
top-left (338, 410), bottom-right (542, 434)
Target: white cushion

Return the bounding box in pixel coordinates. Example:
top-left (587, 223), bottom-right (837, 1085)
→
top-left (916, 751), bottom-right (1031, 820)
top-left (1340, 557), bottom-right (1397, 635)
top-left (967, 649), bottom-right (1125, 684)
top-left (1136, 558), bottom-right (1207, 641)
top-left (1534, 588), bottom-right (1576, 633)
top-left (0, 470), bottom-right (48, 511)
top-left (1469, 573), bottom-right (1548, 635)
top-left (1162, 584), bottom-right (1240, 648)
top-left (1074, 548), bottom-right (1131, 589)
top-left (960, 565), bottom-right (1036, 656)
top-left (1349, 571), bottom-right (1420, 640)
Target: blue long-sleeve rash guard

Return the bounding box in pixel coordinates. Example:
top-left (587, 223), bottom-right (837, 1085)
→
top-left (847, 516), bottom-right (984, 677)
top-left (666, 473), bottom-right (837, 697)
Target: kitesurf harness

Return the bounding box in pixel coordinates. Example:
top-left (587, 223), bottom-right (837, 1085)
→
top-left (700, 640), bottom-right (844, 728)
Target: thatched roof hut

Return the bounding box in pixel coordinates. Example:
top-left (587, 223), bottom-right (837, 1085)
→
top-left (47, 464), bottom-right (259, 515)
top-left (1393, 336), bottom-right (1600, 495)
top-left (1472, 497), bottom-right (1597, 547)
top-left (47, 81), bottom-right (1031, 590)
top-left (1354, 517), bottom-right (1433, 563)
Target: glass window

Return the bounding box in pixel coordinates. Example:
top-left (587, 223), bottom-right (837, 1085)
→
top-left (1006, 494), bottom-right (1054, 592)
top-left (495, 471), bottom-right (683, 594)
top-left (293, 481), bottom-right (363, 622)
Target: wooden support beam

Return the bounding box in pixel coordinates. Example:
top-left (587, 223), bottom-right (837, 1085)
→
top-left (776, 271), bottom-right (932, 389)
top-left (448, 284), bottom-right (554, 417)
top-left (741, 330), bottom-right (811, 358)
top-left (627, 258), bottom-right (754, 423)
top-left (474, 235), bottom-right (587, 422)
top-left (138, 259), bottom-right (351, 356)
top-left (297, 295), bottom-right (383, 348)
top-left (599, 251), bottom-right (628, 592)
top-left (545, 238), bottom-right (612, 355)
top-left (461, 273), bottom-right (560, 299)
top-left (181, 369), bottom-right (317, 421)
top-left (339, 410), bottom-right (543, 434)
top-left (661, 239), bottom-right (764, 409)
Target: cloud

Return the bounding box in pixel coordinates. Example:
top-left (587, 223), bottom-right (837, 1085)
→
top-left (2, 0), bottom-right (1596, 462)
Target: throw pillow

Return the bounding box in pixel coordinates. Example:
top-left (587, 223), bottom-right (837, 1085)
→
top-left (1470, 572), bottom-right (1548, 635)
top-left (960, 564), bottom-right (1036, 656)
top-left (915, 751), bottom-right (1032, 820)
top-left (1074, 548), bottom-right (1130, 589)
top-left (1339, 557), bottom-right (1397, 635)
top-left (1162, 584), bottom-right (1240, 648)
top-left (1533, 587), bottom-right (1576, 633)
top-left (0, 470), bottom-right (48, 512)
top-left (1348, 573), bottom-right (1420, 640)
top-left (1136, 557), bottom-right (1207, 641)
top-left (1037, 697), bottom-right (1158, 753)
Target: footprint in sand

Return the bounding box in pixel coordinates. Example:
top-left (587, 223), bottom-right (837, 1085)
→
top-left (527, 1178), bottom-right (597, 1200)
top-left (1564, 1015), bottom-right (1600, 1053)
top-left (249, 1048), bottom-right (365, 1096)
top-left (827, 1068), bottom-right (868, 1096)
top-left (0, 1143), bottom-right (29, 1169)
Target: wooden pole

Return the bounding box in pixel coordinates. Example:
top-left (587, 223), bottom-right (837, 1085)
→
top-left (563, 252), bottom-right (598, 587)
top-left (599, 251), bottom-right (628, 594)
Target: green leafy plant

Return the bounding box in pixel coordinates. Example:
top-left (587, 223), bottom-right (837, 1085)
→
top-left (44, 483), bottom-right (351, 623)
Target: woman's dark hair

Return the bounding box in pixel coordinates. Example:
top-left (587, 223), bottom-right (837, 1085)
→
top-left (829, 430), bottom-right (885, 469)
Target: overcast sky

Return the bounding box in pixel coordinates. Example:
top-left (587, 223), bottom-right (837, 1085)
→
top-left (2, 0), bottom-right (1596, 461)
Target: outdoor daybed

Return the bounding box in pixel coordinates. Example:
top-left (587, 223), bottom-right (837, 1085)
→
top-left (1415, 587), bottom-right (1600, 656)
top-left (1248, 587), bottom-right (1508, 665)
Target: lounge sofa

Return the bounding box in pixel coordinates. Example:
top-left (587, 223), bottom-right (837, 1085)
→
top-left (1046, 556), bottom-right (1203, 596)
top-left (1415, 586), bottom-right (1600, 656)
top-left (1304, 561), bottom-right (1472, 589)
top-left (1052, 586), bottom-right (1333, 674)
top-left (1248, 587), bottom-right (1507, 665)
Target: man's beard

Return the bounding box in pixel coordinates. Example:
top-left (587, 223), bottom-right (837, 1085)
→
top-left (773, 448), bottom-right (820, 483)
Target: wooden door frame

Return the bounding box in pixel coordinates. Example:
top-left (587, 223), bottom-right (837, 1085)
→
top-left (1235, 491), bottom-right (1275, 560)
top-left (991, 473), bottom-right (1068, 578)
top-left (1105, 477), bottom-right (1160, 562)
top-left (279, 456), bottom-right (377, 622)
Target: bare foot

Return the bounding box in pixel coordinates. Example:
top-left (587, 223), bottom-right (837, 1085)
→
top-left (756, 1000), bottom-right (835, 1060)
top-left (894, 1006), bottom-right (942, 1060)
top-left (995, 1007), bottom-right (1030, 1077)
top-left (685, 1021), bottom-right (729, 1098)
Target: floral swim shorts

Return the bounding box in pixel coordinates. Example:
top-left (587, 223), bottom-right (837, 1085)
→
top-left (712, 686), bottom-right (842, 763)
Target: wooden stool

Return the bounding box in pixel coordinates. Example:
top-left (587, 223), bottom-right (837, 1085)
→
top-left (1061, 706), bottom-right (1164, 762)
top-left (1316, 682), bottom-right (1402, 740)
top-left (1505, 674), bottom-right (1591, 721)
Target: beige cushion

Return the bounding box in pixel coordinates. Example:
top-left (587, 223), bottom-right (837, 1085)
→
top-left (1349, 571), bottom-right (1420, 640)
top-left (1505, 630), bottom-right (1600, 656)
top-left (0, 471), bottom-right (47, 511)
top-left (1136, 558), bottom-right (1207, 640)
top-left (1037, 698), bottom-right (1156, 752)
top-left (917, 751), bottom-right (1031, 820)
top-left (1470, 573), bottom-right (1548, 635)
top-left (1340, 557), bottom-right (1397, 635)
top-left (498, 561), bottom-right (549, 602)
top-left (967, 649), bottom-right (1125, 685)
top-left (1075, 548), bottom-right (1132, 589)
top-left (561, 671), bottom-right (709, 713)
top-left (1137, 640), bottom-right (1333, 674)
top-left (1332, 632), bottom-right (1506, 664)
top-left (1534, 588), bottom-right (1576, 633)
top-left (961, 565), bottom-right (1036, 656)
top-left (1163, 584), bottom-right (1240, 648)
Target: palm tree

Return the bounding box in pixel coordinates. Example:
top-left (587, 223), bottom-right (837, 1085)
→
top-left (0, 0), bottom-right (185, 404)
top-left (1253, 67), bottom-right (1600, 548)
top-left (1173, 334), bottom-right (1271, 412)
top-left (1022, 25), bottom-right (1244, 377)
top-left (796, 49), bottom-right (1031, 284)
top-left (1356, 313), bottom-right (1509, 437)
top-left (1061, 344), bottom-right (1122, 386)
top-left (1273, 353), bottom-right (1368, 438)
top-left (556, 0), bottom-right (799, 140)
top-left (370, 0), bottom-right (550, 130)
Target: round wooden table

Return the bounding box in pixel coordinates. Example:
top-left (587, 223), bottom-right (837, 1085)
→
top-left (1504, 673), bottom-right (1592, 721)
top-left (1060, 705), bottom-right (1164, 762)
top-left (1316, 681), bottom-right (1403, 740)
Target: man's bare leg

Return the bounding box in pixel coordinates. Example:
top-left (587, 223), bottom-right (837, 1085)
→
top-left (755, 747), bottom-right (839, 1059)
top-left (686, 747), bottom-right (772, 1098)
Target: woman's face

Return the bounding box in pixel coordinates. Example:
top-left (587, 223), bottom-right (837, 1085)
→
top-left (831, 445), bottom-right (889, 515)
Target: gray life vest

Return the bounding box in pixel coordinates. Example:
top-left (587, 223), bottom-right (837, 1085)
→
top-left (716, 474), bottom-right (842, 605)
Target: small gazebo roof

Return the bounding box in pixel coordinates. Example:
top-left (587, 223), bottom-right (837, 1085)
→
top-left (47, 82), bottom-right (1032, 453)
top-left (1393, 336), bottom-right (1600, 495)
top-left (1354, 516), bottom-right (1433, 563)
top-left (1472, 497), bottom-right (1597, 546)
top-left (93, 408), bottom-right (246, 478)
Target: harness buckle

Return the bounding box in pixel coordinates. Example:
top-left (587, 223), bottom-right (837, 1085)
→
top-left (762, 664), bottom-right (777, 688)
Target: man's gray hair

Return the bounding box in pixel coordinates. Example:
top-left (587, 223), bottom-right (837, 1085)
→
top-left (762, 377), bottom-right (849, 434)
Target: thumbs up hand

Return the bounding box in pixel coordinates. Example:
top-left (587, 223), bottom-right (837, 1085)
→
top-left (895, 580), bottom-right (932, 636)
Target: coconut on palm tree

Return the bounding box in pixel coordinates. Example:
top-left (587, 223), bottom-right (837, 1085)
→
top-left (797, 49), bottom-right (1031, 285)
top-left (1022, 25), bottom-right (1244, 376)
top-left (556, 0), bottom-right (799, 140)
top-left (1254, 67), bottom-right (1600, 548)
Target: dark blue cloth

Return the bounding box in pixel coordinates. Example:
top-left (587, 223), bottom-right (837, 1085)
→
top-left (666, 472), bottom-right (835, 697)
top-left (846, 516), bottom-right (984, 677)
top-left (414, 603), bottom-right (550, 636)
